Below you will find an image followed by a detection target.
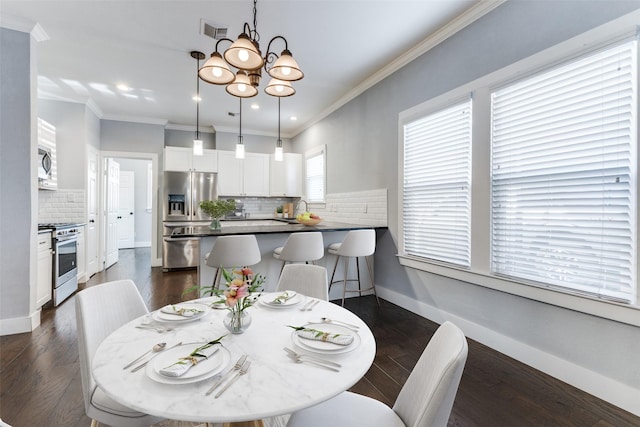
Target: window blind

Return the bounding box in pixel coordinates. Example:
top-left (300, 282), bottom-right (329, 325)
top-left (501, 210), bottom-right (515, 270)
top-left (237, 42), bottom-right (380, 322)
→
top-left (403, 100), bottom-right (472, 267)
top-left (491, 40), bottom-right (637, 302)
top-left (306, 149), bottom-right (325, 203)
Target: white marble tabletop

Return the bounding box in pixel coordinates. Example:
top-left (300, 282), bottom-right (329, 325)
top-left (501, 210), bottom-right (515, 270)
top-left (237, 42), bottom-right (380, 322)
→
top-left (92, 295), bottom-right (376, 424)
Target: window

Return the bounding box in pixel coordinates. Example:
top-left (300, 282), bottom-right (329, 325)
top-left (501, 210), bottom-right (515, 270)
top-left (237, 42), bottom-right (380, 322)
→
top-left (491, 40), bottom-right (637, 303)
top-left (305, 146), bottom-right (326, 203)
top-left (402, 99), bottom-right (472, 267)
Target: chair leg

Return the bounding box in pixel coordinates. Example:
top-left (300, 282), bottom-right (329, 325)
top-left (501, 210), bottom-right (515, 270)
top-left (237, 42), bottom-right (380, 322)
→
top-left (356, 257), bottom-right (362, 296)
top-left (329, 255), bottom-right (340, 292)
top-left (279, 261), bottom-right (286, 277)
top-left (213, 268), bottom-right (221, 290)
top-left (90, 420), bottom-right (98, 427)
top-left (365, 255), bottom-right (380, 306)
top-left (341, 256), bottom-right (349, 307)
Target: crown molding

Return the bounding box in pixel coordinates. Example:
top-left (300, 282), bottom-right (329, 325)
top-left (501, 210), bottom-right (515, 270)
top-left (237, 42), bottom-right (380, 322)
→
top-left (101, 114), bottom-right (168, 127)
top-left (0, 14), bottom-right (49, 41)
top-left (293, 0), bottom-right (507, 137)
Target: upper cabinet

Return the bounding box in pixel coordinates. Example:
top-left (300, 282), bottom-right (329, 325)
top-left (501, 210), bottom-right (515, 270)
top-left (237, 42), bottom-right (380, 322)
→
top-left (164, 146), bottom-right (218, 172)
top-left (217, 151), bottom-right (270, 197)
top-left (270, 153), bottom-right (302, 197)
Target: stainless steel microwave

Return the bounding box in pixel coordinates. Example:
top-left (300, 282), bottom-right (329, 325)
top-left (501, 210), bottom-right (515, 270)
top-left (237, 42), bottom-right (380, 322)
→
top-left (38, 146), bottom-right (56, 189)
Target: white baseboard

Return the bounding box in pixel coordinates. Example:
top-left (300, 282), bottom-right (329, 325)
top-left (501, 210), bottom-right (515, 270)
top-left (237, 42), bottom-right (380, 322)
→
top-left (0, 309), bottom-right (41, 336)
top-left (376, 286), bottom-right (640, 417)
top-left (152, 256), bottom-right (162, 267)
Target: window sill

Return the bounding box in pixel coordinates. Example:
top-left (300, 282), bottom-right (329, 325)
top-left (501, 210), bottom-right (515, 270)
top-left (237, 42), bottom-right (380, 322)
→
top-left (397, 254), bottom-right (639, 327)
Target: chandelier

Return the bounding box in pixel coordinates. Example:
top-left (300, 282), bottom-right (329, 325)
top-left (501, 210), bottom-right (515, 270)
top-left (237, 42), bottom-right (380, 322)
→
top-left (198, 0), bottom-right (303, 98)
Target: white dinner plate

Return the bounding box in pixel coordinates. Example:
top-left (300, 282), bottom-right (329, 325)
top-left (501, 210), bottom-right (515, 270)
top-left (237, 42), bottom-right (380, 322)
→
top-left (259, 291), bottom-right (305, 308)
top-left (291, 323), bottom-right (361, 354)
top-left (194, 296), bottom-right (228, 310)
top-left (146, 343), bottom-right (231, 384)
top-left (152, 302), bottom-right (210, 323)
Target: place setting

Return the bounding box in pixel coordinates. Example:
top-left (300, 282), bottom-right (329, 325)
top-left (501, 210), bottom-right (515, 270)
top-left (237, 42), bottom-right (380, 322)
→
top-left (143, 337), bottom-right (232, 385)
top-left (151, 302), bottom-right (211, 323)
top-left (258, 290), bottom-right (306, 308)
top-left (288, 322), bottom-right (361, 355)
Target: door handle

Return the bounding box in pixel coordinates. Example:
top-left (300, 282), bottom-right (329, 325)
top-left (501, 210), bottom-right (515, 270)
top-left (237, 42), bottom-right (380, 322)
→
top-left (89, 219), bottom-right (95, 223)
top-left (117, 216), bottom-right (122, 219)
top-left (129, 212), bottom-right (134, 215)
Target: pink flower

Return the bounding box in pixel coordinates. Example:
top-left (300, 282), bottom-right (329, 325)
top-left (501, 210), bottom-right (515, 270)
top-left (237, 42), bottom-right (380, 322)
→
top-left (224, 284), bottom-right (249, 307)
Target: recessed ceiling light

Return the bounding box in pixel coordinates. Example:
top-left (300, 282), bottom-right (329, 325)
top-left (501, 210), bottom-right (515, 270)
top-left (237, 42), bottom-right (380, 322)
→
top-left (117, 84), bottom-right (131, 91)
top-left (250, 103), bottom-right (259, 110)
top-left (290, 116), bottom-right (297, 121)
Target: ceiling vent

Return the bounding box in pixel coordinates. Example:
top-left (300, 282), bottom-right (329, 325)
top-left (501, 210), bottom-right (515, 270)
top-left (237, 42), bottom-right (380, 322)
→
top-left (201, 19), bottom-right (228, 40)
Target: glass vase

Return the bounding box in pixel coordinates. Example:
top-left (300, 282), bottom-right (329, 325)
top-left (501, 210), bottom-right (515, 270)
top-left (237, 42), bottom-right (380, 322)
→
top-left (209, 217), bottom-right (222, 230)
top-left (223, 309), bottom-right (252, 334)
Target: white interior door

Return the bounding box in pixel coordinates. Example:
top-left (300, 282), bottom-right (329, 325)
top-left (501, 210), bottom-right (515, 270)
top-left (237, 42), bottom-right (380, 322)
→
top-left (118, 171), bottom-right (135, 249)
top-left (86, 147), bottom-right (100, 277)
top-left (105, 158), bottom-right (120, 268)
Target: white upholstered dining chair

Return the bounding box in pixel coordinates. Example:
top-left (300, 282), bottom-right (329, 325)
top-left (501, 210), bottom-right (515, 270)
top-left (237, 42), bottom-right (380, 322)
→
top-left (286, 321), bottom-right (468, 427)
top-left (205, 234), bottom-right (262, 289)
top-left (75, 279), bottom-right (166, 427)
top-left (275, 264), bottom-right (329, 301)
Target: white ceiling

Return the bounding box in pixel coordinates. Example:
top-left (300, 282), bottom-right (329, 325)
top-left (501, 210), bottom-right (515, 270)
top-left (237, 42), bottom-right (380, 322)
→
top-left (1, 0), bottom-right (484, 138)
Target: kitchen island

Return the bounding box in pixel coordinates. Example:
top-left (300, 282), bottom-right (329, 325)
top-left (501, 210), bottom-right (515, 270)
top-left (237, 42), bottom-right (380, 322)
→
top-left (170, 219), bottom-right (385, 298)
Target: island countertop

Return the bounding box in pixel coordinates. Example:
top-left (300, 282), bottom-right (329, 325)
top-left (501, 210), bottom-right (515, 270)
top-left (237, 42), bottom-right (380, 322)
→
top-left (171, 219), bottom-right (384, 237)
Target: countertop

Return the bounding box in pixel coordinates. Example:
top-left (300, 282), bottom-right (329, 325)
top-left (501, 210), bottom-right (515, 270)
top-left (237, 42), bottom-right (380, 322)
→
top-left (170, 220), bottom-right (384, 237)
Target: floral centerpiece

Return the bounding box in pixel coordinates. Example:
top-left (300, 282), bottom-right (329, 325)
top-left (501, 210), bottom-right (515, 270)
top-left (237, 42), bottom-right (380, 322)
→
top-left (200, 267), bottom-right (265, 334)
top-left (200, 199), bottom-right (236, 230)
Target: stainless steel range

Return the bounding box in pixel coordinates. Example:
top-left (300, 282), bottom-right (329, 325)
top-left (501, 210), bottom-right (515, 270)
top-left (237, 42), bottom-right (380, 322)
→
top-left (38, 223), bottom-right (80, 306)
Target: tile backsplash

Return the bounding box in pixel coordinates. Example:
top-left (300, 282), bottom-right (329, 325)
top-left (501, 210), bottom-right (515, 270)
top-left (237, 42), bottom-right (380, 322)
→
top-left (38, 189), bottom-right (85, 223)
top-left (308, 188), bottom-right (387, 226)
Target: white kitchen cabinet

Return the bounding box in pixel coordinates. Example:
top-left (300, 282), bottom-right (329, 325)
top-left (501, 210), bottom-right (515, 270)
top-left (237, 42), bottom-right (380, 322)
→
top-left (77, 225), bottom-right (86, 283)
top-left (164, 147), bottom-right (218, 172)
top-left (217, 151), bottom-right (270, 196)
top-left (269, 153), bottom-right (302, 197)
top-left (36, 232), bottom-right (52, 307)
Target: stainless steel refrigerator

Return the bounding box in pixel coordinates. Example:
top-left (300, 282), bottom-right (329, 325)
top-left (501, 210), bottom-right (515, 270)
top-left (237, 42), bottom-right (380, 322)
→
top-left (162, 171), bottom-right (217, 270)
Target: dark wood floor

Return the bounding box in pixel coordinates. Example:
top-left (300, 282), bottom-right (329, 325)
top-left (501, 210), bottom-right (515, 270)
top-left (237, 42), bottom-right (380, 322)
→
top-left (1, 248), bottom-right (638, 427)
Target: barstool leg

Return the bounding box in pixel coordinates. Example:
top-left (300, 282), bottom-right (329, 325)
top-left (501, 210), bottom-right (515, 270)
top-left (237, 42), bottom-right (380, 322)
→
top-left (212, 269), bottom-right (220, 290)
top-left (279, 261), bottom-right (286, 277)
top-left (341, 256), bottom-right (350, 307)
top-left (365, 255), bottom-right (380, 306)
top-left (356, 257), bottom-right (362, 296)
top-left (329, 255), bottom-right (340, 292)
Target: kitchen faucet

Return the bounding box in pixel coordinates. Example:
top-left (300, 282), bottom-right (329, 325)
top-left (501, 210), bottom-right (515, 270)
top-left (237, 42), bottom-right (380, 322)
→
top-left (296, 199), bottom-right (308, 213)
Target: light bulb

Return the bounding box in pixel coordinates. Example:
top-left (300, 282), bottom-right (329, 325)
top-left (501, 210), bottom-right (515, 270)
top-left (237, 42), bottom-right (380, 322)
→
top-left (276, 85), bottom-right (284, 93)
top-left (281, 66), bottom-right (291, 76)
top-left (238, 83), bottom-right (246, 92)
top-left (239, 49), bottom-right (249, 62)
top-left (213, 67), bottom-right (223, 77)
top-left (275, 146), bottom-right (283, 161)
top-left (235, 143), bottom-right (245, 159)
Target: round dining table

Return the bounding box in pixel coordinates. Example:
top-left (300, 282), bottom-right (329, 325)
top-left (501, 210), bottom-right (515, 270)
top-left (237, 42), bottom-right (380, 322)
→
top-left (92, 293), bottom-right (376, 424)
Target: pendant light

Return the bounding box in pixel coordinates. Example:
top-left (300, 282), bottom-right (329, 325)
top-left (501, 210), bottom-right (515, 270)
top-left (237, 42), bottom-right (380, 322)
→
top-left (236, 98), bottom-right (245, 159)
top-left (191, 51), bottom-right (205, 156)
top-left (274, 97), bottom-right (283, 161)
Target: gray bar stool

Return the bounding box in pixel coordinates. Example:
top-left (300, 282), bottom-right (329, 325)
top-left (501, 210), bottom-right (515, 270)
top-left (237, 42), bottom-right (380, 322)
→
top-left (328, 229), bottom-right (379, 306)
top-left (205, 234), bottom-right (261, 289)
top-left (273, 231), bottom-right (325, 276)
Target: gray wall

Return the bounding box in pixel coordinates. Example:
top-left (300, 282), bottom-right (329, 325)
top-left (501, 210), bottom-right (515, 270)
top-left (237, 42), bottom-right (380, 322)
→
top-left (165, 128), bottom-right (215, 149)
top-left (0, 27), bottom-right (37, 326)
top-left (38, 99), bottom-right (87, 189)
top-left (293, 0), bottom-right (640, 412)
top-left (114, 158), bottom-right (153, 247)
top-left (216, 130), bottom-right (292, 154)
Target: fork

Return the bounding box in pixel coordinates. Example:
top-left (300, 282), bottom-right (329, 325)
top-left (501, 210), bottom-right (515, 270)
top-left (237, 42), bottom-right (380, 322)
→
top-left (214, 360), bottom-right (251, 398)
top-left (135, 324), bottom-right (174, 333)
top-left (299, 299), bottom-right (315, 311)
top-left (205, 354), bottom-right (247, 395)
top-left (305, 300), bottom-right (320, 311)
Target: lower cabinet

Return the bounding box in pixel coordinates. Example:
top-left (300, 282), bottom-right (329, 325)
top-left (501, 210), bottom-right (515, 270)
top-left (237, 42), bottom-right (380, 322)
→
top-left (36, 232), bottom-right (52, 307)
